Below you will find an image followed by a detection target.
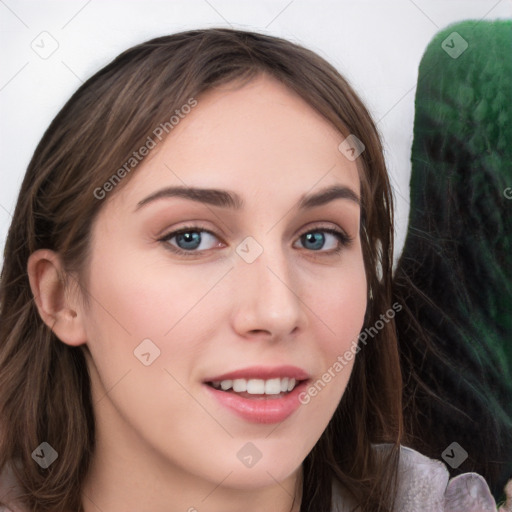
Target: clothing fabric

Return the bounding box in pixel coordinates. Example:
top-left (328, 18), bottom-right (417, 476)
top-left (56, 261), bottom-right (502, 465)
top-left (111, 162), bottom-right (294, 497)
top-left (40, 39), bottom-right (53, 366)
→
top-left (332, 445), bottom-right (511, 511)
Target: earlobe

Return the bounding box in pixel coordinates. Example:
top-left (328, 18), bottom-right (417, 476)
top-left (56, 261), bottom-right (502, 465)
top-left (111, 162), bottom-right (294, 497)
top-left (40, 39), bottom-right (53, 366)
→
top-left (27, 249), bottom-right (87, 347)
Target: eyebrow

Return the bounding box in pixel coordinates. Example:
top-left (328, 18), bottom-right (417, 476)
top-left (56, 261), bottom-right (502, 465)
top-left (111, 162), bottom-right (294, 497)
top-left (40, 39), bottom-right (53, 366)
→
top-left (135, 184), bottom-right (360, 211)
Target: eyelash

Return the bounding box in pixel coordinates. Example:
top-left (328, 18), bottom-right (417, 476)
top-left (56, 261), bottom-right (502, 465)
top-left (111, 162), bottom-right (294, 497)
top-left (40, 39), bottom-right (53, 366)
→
top-left (157, 224), bottom-right (353, 258)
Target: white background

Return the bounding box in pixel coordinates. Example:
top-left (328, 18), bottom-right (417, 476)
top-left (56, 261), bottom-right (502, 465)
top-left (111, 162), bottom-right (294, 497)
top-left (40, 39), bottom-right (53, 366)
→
top-left (1, 0), bottom-right (511, 267)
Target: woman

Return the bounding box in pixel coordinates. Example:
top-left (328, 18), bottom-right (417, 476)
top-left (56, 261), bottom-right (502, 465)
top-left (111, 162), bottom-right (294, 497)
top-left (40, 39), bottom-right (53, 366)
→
top-left (0, 28), bottom-right (507, 512)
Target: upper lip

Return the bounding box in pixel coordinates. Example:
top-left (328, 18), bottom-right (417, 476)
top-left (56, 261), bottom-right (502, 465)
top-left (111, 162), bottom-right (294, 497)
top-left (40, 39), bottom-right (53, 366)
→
top-left (204, 365), bottom-right (310, 382)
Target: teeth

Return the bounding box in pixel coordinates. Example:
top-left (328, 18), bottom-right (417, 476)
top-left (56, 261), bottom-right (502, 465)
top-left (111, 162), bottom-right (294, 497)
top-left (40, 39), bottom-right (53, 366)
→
top-left (210, 377), bottom-right (300, 395)
top-left (220, 379), bottom-right (232, 391)
top-left (265, 378), bottom-right (281, 395)
top-left (247, 379), bottom-right (265, 394)
top-left (233, 379), bottom-right (247, 392)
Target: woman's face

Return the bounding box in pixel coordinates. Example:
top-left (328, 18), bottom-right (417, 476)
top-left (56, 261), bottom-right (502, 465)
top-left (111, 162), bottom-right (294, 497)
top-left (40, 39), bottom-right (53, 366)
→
top-left (79, 74), bottom-right (367, 504)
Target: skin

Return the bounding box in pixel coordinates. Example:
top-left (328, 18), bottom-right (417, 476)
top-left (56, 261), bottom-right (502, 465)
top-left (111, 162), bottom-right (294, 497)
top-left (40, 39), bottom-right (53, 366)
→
top-left (28, 74), bottom-right (367, 512)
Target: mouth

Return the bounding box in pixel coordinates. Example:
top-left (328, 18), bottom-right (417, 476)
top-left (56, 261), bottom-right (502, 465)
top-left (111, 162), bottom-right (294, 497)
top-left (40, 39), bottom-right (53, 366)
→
top-left (206, 377), bottom-right (304, 399)
top-left (203, 366), bottom-right (310, 424)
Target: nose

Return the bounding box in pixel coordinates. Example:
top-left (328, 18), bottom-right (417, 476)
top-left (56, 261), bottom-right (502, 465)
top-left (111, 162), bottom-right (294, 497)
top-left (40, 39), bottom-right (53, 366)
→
top-left (230, 244), bottom-right (308, 341)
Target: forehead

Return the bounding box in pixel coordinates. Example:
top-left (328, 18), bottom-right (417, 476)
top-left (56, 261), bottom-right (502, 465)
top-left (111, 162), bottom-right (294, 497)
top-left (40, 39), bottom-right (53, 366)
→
top-left (108, 74), bottom-right (361, 212)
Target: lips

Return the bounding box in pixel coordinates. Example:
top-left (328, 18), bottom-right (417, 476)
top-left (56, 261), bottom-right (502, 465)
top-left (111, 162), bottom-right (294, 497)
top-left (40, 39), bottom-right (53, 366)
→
top-left (203, 365), bottom-right (310, 424)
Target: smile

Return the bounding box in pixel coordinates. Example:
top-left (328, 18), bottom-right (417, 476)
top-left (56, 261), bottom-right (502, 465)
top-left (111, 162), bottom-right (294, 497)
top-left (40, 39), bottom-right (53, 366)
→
top-left (208, 377), bottom-right (299, 395)
top-left (203, 366), bottom-right (310, 423)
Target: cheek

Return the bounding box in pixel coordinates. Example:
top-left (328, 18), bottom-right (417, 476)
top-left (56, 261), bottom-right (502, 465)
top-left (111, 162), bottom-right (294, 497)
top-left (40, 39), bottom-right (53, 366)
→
top-left (81, 248), bottom-right (230, 443)
top-left (300, 250), bottom-right (367, 412)
top-left (82, 242), bottom-right (231, 376)
top-left (87, 259), bottom-right (186, 336)
top-left (313, 254), bottom-right (367, 358)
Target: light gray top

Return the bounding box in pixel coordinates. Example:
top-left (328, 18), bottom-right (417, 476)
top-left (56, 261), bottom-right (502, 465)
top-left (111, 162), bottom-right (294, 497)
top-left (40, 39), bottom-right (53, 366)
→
top-left (332, 445), bottom-right (510, 511)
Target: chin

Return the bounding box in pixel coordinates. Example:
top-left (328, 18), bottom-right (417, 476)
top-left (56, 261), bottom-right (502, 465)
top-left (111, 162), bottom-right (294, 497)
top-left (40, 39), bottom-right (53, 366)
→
top-left (222, 459), bottom-right (302, 490)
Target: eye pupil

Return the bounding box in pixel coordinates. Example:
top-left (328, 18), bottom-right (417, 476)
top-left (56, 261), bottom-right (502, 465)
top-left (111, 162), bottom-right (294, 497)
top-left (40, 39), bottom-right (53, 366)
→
top-left (303, 232), bottom-right (325, 250)
top-left (164, 228), bottom-right (344, 256)
top-left (177, 231), bottom-right (201, 250)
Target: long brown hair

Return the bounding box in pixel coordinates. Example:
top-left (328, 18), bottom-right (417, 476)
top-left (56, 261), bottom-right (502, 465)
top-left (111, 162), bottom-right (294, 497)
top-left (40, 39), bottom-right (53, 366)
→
top-left (0, 28), bottom-right (402, 511)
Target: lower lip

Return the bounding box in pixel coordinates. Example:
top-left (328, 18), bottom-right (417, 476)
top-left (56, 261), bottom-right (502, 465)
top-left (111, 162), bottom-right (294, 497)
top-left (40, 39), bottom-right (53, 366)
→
top-left (204, 381), bottom-right (308, 424)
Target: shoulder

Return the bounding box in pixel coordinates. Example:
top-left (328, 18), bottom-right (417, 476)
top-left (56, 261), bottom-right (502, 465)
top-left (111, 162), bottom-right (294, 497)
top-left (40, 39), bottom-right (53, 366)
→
top-left (332, 444), bottom-right (509, 512)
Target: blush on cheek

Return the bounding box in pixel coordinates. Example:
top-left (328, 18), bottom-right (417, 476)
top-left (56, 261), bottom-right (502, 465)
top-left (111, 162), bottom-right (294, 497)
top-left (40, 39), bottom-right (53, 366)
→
top-left (87, 254), bottom-right (171, 336)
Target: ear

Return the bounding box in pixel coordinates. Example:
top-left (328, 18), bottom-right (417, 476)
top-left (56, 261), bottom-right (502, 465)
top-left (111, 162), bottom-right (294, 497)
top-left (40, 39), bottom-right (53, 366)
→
top-left (27, 249), bottom-right (87, 346)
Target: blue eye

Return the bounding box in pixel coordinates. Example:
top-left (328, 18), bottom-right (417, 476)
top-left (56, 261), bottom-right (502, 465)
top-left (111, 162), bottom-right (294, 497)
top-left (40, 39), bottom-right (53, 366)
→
top-left (159, 226), bottom-right (352, 257)
top-left (296, 228), bottom-right (352, 253)
top-left (173, 231), bottom-right (202, 250)
top-left (160, 227), bottom-right (220, 254)
top-left (300, 231), bottom-right (334, 251)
